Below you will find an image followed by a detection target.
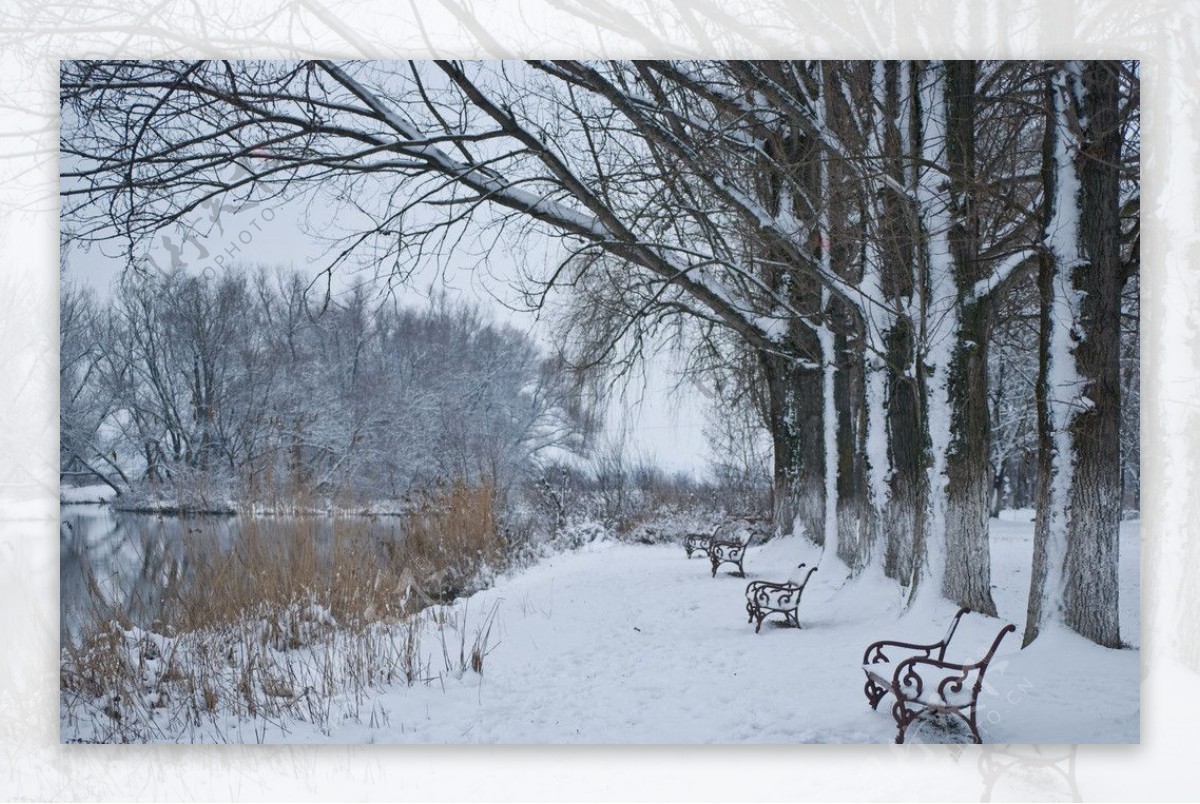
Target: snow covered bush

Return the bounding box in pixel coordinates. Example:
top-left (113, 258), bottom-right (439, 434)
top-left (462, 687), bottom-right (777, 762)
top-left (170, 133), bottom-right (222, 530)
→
top-left (554, 517), bottom-right (609, 550)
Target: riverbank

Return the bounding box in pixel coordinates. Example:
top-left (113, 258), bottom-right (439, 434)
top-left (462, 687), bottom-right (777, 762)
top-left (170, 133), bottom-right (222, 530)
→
top-left (59, 512), bottom-right (1140, 744)
top-left (61, 482), bottom-right (419, 517)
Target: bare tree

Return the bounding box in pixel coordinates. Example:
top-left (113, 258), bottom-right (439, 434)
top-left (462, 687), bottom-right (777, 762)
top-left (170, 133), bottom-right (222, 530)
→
top-left (67, 260), bottom-right (591, 509)
top-left (60, 273), bottom-right (128, 494)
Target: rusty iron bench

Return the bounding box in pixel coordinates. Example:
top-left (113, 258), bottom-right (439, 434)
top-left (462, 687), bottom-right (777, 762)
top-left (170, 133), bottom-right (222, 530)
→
top-left (709, 528), bottom-right (752, 577)
top-left (684, 518), bottom-right (763, 560)
top-left (744, 564), bottom-right (818, 632)
top-left (684, 519), bottom-right (769, 574)
top-left (683, 529), bottom-right (716, 559)
top-left (862, 606), bottom-right (1016, 743)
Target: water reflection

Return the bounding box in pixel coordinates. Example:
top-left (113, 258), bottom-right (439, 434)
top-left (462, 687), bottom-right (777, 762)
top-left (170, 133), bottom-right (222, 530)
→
top-left (60, 506), bottom-right (405, 647)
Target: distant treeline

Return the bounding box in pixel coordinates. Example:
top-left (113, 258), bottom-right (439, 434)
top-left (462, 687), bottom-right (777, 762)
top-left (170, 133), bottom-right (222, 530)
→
top-left (60, 266), bottom-right (592, 509)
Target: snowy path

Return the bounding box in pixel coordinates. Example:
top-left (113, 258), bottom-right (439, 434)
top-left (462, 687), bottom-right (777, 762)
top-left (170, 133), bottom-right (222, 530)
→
top-left (288, 518), bottom-right (1140, 745)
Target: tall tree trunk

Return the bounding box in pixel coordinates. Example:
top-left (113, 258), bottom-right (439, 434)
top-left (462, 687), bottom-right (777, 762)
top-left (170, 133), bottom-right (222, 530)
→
top-left (913, 60), bottom-right (957, 604)
top-left (1063, 61), bottom-right (1124, 647)
top-left (943, 297), bottom-right (998, 614)
top-left (1025, 61), bottom-right (1124, 648)
top-left (828, 299), bottom-right (875, 571)
top-left (817, 320), bottom-right (840, 559)
top-left (876, 60), bottom-right (928, 589)
top-left (761, 347), bottom-right (825, 540)
top-left (1025, 169), bottom-right (1062, 646)
top-left (882, 320), bottom-right (927, 587)
top-left (933, 60), bottom-right (999, 614)
top-left (751, 102), bottom-right (828, 542)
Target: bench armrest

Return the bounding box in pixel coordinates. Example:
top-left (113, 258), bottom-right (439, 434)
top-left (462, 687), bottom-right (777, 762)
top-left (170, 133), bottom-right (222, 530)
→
top-left (862, 637), bottom-right (942, 667)
top-left (747, 583), bottom-right (798, 609)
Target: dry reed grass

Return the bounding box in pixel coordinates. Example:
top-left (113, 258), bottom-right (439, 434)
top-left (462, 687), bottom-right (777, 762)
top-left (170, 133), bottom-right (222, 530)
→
top-left (166, 516), bottom-right (413, 634)
top-left (61, 480), bottom-right (506, 743)
top-left (400, 480), bottom-right (505, 601)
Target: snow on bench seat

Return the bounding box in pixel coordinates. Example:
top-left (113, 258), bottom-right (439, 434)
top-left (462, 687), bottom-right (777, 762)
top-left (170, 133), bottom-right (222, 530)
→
top-left (861, 607), bottom-right (1016, 743)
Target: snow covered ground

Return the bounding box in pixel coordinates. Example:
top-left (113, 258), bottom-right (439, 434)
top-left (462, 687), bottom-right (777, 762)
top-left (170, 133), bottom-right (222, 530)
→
top-left (191, 513), bottom-right (1137, 745)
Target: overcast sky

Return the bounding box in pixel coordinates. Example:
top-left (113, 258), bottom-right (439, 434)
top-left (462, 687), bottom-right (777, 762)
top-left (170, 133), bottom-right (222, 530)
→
top-left (63, 166), bottom-right (717, 477)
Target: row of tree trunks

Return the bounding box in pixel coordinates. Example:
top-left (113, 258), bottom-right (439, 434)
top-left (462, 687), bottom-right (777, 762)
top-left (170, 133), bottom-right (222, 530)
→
top-left (758, 60), bottom-right (999, 610)
top-left (754, 60), bottom-right (1126, 647)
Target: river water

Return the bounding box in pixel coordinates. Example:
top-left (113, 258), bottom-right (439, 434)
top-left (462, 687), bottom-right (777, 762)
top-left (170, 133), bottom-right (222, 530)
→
top-left (59, 505), bottom-right (406, 647)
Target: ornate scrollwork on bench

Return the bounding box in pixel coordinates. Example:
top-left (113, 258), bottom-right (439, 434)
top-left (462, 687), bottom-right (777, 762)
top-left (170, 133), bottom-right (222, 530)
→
top-left (709, 531), bottom-right (751, 577)
top-left (861, 606), bottom-right (1016, 743)
top-left (683, 531), bottom-right (713, 559)
top-left (744, 564), bottom-right (818, 632)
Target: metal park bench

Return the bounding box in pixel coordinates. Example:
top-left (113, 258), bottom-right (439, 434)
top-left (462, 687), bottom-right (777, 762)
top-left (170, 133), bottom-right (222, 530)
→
top-left (744, 563), bottom-right (819, 632)
top-left (683, 528), bottom-right (716, 559)
top-left (705, 528), bottom-right (753, 580)
top-left (684, 518), bottom-right (773, 562)
top-left (861, 606), bottom-right (1017, 743)
top-left (709, 528), bottom-right (752, 577)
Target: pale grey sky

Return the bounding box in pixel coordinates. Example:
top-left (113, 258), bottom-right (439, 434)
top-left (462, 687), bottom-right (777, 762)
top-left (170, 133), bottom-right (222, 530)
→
top-left (64, 168), bottom-right (716, 476)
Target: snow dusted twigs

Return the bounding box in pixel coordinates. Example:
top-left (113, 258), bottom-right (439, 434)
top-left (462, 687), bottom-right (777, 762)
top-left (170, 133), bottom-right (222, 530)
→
top-left (59, 595), bottom-right (500, 743)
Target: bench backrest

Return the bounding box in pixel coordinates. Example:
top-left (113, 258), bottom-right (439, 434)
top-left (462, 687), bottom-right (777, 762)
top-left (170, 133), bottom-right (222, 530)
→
top-left (936, 606), bottom-right (971, 662)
